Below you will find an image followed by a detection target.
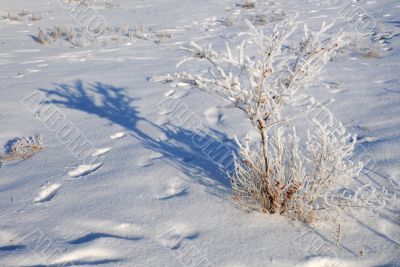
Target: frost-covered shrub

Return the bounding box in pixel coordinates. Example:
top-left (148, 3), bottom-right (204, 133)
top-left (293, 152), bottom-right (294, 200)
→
top-left (231, 124), bottom-right (362, 222)
top-left (157, 18), bottom-right (363, 222)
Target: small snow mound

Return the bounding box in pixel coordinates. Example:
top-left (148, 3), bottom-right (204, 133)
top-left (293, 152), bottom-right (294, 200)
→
top-left (155, 179), bottom-right (188, 200)
top-left (157, 223), bottom-right (198, 249)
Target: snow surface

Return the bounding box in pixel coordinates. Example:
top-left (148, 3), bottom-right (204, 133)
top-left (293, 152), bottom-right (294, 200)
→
top-left (0, 0), bottom-right (399, 266)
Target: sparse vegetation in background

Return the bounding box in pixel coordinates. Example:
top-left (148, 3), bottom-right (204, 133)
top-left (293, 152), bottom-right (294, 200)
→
top-left (127, 25), bottom-right (172, 44)
top-left (251, 9), bottom-right (287, 25)
top-left (104, 1), bottom-right (121, 9)
top-left (4, 13), bottom-right (21, 21)
top-left (220, 8), bottom-right (287, 28)
top-left (2, 11), bottom-right (42, 22)
top-left (156, 32), bottom-right (172, 40)
top-left (339, 35), bottom-right (386, 60)
top-left (29, 14), bottom-right (43, 21)
top-left (158, 18), bottom-right (365, 222)
top-left (359, 45), bottom-right (381, 59)
top-left (155, 31), bottom-right (172, 43)
top-left (221, 14), bottom-right (236, 27)
top-left (128, 25), bottom-right (149, 41)
top-left (31, 22), bottom-right (173, 48)
top-left (63, 0), bottom-right (120, 9)
top-left (0, 134), bottom-right (43, 164)
top-left (18, 10), bottom-right (30, 17)
top-left (64, 0), bottom-right (89, 5)
top-left (32, 26), bottom-right (93, 47)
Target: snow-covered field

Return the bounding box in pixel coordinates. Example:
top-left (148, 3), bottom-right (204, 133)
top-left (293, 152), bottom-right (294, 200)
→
top-left (0, 0), bottom-right (399, 266)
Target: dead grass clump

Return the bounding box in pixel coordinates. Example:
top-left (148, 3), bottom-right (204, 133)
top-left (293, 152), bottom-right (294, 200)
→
top-left (241, 0), bottom-right (256, 9)
top-left (34, 28), bottom-right (50, 45)
top-left (104, 1), bottom-right (120, 8)
top-left (221, 14), bottom-right (236, 26)
top-left (332, 222), bottom-right (342, 246)
top-left (360, 47), bottom-right (381, 59)
top-left (4, 13), bottom-right (21, 21)
top-left (65, 0), bottom-right (90, 5)
top-left (128, 25), bottom-right (149, 40)
top-left (49, 25), bottom-right (75, 41)
top-left (252, 9), bottom-right (286, 25)
top-left (156, 32), bottom-right (172, 40)
top-left (18, 10), bottom-right (30, 17)
top-left (33, 26), bottom-right (90, 47)
top-left (29, 14), bottom-right (43, 21)
top-left (0, 134), bottom-right (43, 163)
top-left (155, 31), bottom-right (172, 43)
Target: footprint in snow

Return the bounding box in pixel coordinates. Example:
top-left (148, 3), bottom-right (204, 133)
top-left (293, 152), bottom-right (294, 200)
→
top-left (68, 163), bottom-right (102, 178)
top-left (155, 179), bottom-right (188, 200)
top-left (164, 89), bottom-right (175, 97)
top-left (172, 90), bottom-right (188, 99)
top-left (137, 152), bottom-right (164, 167)
top-left (157, 108), bottom-right (173, 116)
top-left (110, 132), bottom-right (125, 140)
top-left (155, 116), bottom-right (169, 126)
top-left (50, 245), bottom-right (120, 266)
top-left (91, 147), bottom-right (111, 157)
top-left (34, 183), bottom-right (62, 203)
top-left (0, 230), bottom-right (26, 251)
top-left (157, 223), bottom-right (199, 249)
top-left (157, 132), bottom-right (168, 142)
top-left (66, 219), bottom-right (144, 245)
top-left (203, 107), bottom-right (224, 126)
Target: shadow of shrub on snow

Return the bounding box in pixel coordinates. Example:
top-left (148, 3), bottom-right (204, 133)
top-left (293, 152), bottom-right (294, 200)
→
top-left (39, 80), bottom-right (236, 194)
